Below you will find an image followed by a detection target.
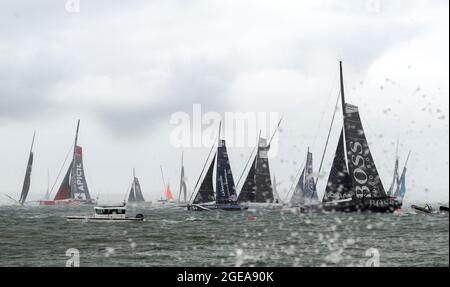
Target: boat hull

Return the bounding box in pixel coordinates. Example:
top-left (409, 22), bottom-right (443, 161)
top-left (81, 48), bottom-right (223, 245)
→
top-left (187, 203), bottom-right (248, 211)
top-left (411, 205), bottom-right (434, 214)
top-left (440, 206), bottom-right (449, 212)
top-left (323, 197), bottom-right (401, 213)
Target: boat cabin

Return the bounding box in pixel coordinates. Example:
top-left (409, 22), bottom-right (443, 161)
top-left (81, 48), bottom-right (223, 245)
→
top-left (94, 205), bottom-right (127, 219)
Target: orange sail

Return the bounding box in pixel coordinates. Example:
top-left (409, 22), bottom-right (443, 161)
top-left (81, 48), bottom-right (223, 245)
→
top-left (166, 184), bottom-right (175, 202)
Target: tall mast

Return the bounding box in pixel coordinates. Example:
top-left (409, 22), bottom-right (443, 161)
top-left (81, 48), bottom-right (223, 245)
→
top-left (268, 117), bottom-right (283, 146)
top-left (339, 61), bottom-right (350, 169)
top-left (30, 131), bottom-right (36, 154)
top-left (339, 61), bottom-right (346, 119)
top-left (70, 120), bottom-right (80, 197)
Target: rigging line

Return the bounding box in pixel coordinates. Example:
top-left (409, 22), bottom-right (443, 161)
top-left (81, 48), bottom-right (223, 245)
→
top-left (285, 154), bottom-right (307, 202)
top-left (189, 135), bottom-right (218, 203)
top-left (236, 146), bottom-right (256, 190)
top-left (48, 143), bottom-right (73, 196)
top-left (315, 91), bottom-right (341, 187)
top-left (310, 69), bottom-right (339, 149)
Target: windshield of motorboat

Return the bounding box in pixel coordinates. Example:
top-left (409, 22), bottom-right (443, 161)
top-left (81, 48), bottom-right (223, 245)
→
top-left (95, 208), bottom-right (126, 215)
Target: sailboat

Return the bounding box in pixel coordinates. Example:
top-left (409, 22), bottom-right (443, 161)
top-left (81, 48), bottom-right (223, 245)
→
top-left (178, 152), bottom-right (188, 203)
top-left (157, 166), bottom-right (176, 204)
top-left (237, 122), bottom-right (283, 208)
top-left (127, 169), bottom-right (146, 203)
top-left (39, 120), bottom-right (95, 206)
top-left (289, 148), bottom-right (320, 211)
top-left (321, 61), bottom-right (402, 213)
top-left (187, 123), bottom-right (247, 211)
top-left (387, 145), bottom-right (411, 204)
top-left (6, 132), bottom-right (36, 206)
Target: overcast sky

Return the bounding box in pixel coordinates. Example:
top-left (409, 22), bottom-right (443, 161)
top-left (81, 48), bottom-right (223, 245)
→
top-left (0, 0), bottom-right (448, 204)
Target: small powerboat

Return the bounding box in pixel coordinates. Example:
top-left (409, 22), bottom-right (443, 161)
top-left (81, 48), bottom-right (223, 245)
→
top-left (65, 203), bottom-right (144, 222)
top-left (411, 204), bottom-right (434, 214)
top-left (439, 206), bottom-right (449, 212)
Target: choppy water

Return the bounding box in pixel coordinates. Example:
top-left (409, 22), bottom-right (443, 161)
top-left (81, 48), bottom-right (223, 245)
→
top-left (0, 204), bottom-right (448, 267)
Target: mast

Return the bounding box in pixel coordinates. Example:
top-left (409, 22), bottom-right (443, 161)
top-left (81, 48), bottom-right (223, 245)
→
top-left (339, 61), bottom-right (350, 169)
top-left (268, 117), bottom-right (283, 146)
top-left (70, 120), bottom-right (80, 198)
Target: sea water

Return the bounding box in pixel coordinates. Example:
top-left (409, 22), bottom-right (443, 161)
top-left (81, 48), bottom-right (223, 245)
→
top-left (0, 205), bottom-right (448, 267)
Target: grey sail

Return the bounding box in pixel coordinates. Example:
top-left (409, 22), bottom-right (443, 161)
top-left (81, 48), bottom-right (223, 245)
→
top-left (134, 177), bottom-right (145, 202)
top-left (291, 151), bottom-right (318, 205)
top-left (70, 146), bottom-right (91, 200)
top-left (254, 138), bottom-right (274, 203)
top-left (19, 151), bottom-right (34, 205)
top-left (128, 184), bottom-right (136, 202)
top-left (323, 129), bottom-right (352, 202)
top-left (193, 154), bottom-right (216, 204)
top-left (343, 103), bottom-right (386, 199)
top-left (237, 157), bottom-right (257, 203)
top-left (290, 168), bottom-right (306, 205)
top-left (179, 154), bottom-right (188, 203)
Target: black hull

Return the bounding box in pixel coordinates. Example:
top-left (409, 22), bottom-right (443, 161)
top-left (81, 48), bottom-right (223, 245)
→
top-left (411, 205), bottom-right (433, 214)
top-left (187, 203), bottom-right (248, 211)
top-left (440, 206), bottom-right (449, 212)
top-left (323, 197), bottom-right (401, 213)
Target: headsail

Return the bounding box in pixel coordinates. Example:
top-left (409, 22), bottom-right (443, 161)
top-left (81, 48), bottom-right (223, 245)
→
top-left (54, 160), bottom-right (73, 200)
top-left (193, 154), bottom-right (216, 204)
top-left (134, 177), bottom-right (145, 202)
top-left (323, 130), bottom-right (352, 202)
top-left (128, 183), bottom-right (136, 202)
top-left (166, 184), bottom-right (175, 202)
top-left (216, 139), bottom-right (237, 204)
top-left (254, 138), bottom-right (274, 203)
top-left (290, 150), bottom-right (318, 205)
top-left (19, 132), bottom-right (35, 205)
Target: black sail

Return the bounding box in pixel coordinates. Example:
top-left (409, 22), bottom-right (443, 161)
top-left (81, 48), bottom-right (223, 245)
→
top-left (179, 164), bottom-right (187, 203)
top-left (237, 157), bottom-right (257, 203)
top-left (193, 154), bottom-right (216, 204)
top-left (216, 140), bottom-right (237, 204)
top-left (343, 103), bottom-right (386, 198)
top-left (323, 129), bottom-right (352, 202)
top-left (134, 177), bottom-right (145, 202)
top-left (254, 138), bottom-right (274, 203)
top-left (19, 151), bottom-right (34, 205)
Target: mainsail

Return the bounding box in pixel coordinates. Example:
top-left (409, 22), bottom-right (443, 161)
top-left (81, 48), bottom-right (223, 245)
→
top-left (193, 154), bottom-right (216, 204)
top-left (238, 138), bottom-right (275, 203)
top-left (387, 140), bottom-right (400, 196)
top-left (393, 151), bottom-right (411, 200)
top-left (290, 150), bottom-right (318, 205)
top-left (19, 132), bottom-right (35, 205)
top-left (178, 153), bottom-right (188, 203)
top-left (216, 139), bottom-right (238, 204)
top-left (53, 120), bottom-right (91, 201)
